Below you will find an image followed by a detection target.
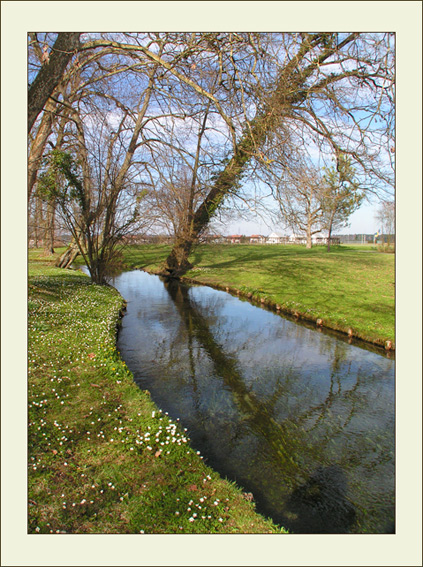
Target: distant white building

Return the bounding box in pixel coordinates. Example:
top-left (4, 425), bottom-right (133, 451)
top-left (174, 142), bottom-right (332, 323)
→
top-left (288, 234), bottom-right (341, 245)
top-left (249, 234), bottom-right (266, 244)
top-left (289, 234), bottom-right (307, 245)
top-left (266, 232), bottom-right (285, 244)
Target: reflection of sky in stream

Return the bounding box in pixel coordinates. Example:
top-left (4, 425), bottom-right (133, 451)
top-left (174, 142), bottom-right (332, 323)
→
top-left (114, 270), bottom-right (395, 534)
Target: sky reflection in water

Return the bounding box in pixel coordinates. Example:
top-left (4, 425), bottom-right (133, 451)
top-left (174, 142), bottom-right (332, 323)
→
top-left (114, 270), bottom-right (395, 534)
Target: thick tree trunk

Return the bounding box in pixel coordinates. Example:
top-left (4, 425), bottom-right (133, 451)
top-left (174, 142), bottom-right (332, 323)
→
top-left (306, 227), bottom-right (312, 249)
top-left (162, 235), bottom-right (196, 276)
top-left (162, 131), bottom-right (255, 277)
top-left (86, 257), bottom-right (110, 285)
top-left (28, 32), bottom-right (81, 133)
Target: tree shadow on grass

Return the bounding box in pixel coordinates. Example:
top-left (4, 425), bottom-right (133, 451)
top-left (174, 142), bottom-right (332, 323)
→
top-left (189, 248), bottom-right (345, 293)
top-left (190, 247), bottom-right (287, 271)
top-left (190, 245), bottom-right (386, 274)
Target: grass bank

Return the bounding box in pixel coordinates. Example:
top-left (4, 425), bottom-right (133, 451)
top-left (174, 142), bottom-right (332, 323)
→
top-left (28, 251), bottom-right (285, 534)
top-left (122, 243), bottom-right (395, 349)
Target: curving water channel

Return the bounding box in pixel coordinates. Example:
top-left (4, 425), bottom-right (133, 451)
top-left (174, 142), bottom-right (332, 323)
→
top-left (111, 269), bottom-right (395, 534)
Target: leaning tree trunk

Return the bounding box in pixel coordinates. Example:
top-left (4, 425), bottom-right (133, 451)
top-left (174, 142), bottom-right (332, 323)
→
top-left (164, 101), bottom-right (212, 276)
top-left (55, 230), bottom-right (86, 269)
top-left (28, 32), bottom-right (81, 133)
top-left (162, 35), bottom-right (346, 277)
top-left (28, 99), bottom-right (58, 201)
top-left (162, 96), bottom-right (280, 278)
top-left (55, 242), bottom-right (80, 268)
top-left (162, 144), bottom-right (252, 277)
top-left (163, 233), bottom-right (197, 276)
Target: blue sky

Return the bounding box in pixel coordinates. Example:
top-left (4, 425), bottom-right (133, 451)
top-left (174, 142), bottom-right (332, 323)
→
top-left (222, 194), bottom-right (385, 236)
top-left (224, 204), bottom-right (378, 236)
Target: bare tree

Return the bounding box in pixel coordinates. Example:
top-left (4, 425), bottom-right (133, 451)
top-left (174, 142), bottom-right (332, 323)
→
top-left (143, 92), bottom-right (222, 270)
top-left (375, 200), bottom-right (395, 246)
top-left (277, 161), bottom-right (325, 248)
top-left (38, 54), bottom-right (161, 283)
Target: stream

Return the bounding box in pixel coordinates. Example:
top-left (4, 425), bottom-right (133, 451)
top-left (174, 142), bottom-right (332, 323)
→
top-left (110, 269), bottom-right (395, 534)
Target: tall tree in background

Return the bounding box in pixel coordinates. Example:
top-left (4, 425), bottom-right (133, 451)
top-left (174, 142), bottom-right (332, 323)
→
top-left (375, 200), bottom-right (395, 246)
top-left (277, 161), bottom-right (325, 248)
top-left (321, 154), bottom-right (364, 251)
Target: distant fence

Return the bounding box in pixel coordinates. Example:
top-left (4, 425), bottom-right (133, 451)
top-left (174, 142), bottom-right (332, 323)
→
top-left (337, 234), bottom-right (395, 244)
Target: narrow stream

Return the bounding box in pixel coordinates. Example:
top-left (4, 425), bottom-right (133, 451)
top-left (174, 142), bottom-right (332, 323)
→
top-left (111, 269), bottom-right (394, 534)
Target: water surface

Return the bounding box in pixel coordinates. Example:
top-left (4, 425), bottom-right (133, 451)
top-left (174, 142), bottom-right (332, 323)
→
top-left (113, 270), bottom-right (395, 534)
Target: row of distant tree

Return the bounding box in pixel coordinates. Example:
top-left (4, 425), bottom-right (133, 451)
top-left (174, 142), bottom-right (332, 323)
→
top-left (28, 32), bottom-right (395, 281)
top-left (29, 226), bottom-right (395, 250)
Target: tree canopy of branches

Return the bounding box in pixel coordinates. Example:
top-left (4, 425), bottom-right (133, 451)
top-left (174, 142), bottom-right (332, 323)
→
top-left (28, 32), bottom-right (395, 281)
top-left (156, 32), bottom-right (395, 274)
top-left (276, 160), bottom-right (327, 249)
top-left (375, 200), bottom-right (395, 245)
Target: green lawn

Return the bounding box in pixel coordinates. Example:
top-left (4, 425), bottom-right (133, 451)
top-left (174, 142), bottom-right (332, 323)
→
top-left (28, 251), bottom-right (284, 534)
top-left (122, 243), bottom-right (395, 348)
top-left (28, 242), bottom-right (394, 533)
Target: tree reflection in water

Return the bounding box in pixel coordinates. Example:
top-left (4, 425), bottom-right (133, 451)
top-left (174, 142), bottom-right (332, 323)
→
top-left (116, 271), bottom-right (395, 534)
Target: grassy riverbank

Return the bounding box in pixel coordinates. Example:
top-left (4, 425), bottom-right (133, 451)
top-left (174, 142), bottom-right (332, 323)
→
top-left (28, 251), bottom-right (285, 534)
top-left (123, 243), bottom-right (395, 348)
